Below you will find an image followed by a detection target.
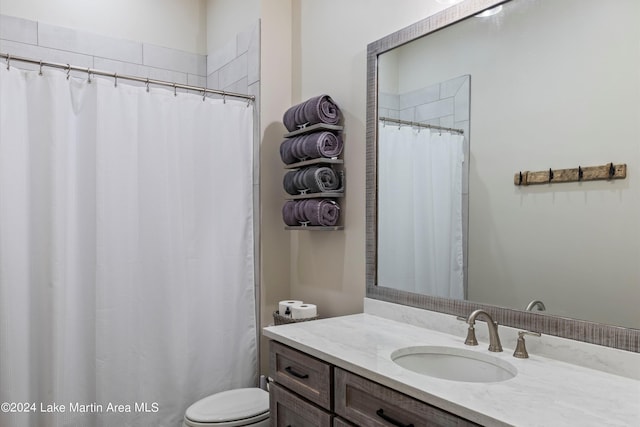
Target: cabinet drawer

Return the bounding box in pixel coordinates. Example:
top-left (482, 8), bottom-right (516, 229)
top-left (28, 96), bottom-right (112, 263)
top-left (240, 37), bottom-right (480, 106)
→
top-left (270, 341), bottom-right (333, 410)
top-left (270, 382), bottom-right (333, 427)
top-left (333, 416), bottom-right (355, 427)
top-left (334, 368), bottom-right (479, 427)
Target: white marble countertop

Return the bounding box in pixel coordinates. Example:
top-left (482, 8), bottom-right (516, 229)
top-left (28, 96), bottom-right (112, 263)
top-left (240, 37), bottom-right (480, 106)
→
top-left (263, 313), bottom-right (640, 427)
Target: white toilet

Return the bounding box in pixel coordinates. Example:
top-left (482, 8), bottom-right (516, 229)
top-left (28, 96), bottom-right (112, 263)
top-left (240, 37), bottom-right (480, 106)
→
top-left (182, 388), bottom-right (270, 427)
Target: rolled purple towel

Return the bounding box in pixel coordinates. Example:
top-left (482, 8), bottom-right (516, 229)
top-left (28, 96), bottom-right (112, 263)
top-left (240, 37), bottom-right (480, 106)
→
top-left (308, 167), bottom-right (340, 193)
top-left (283, 168), bottom-right (305, 195)
top-left (302, 199), bottom-right (340, 226)
top-left (315, 132), bottom-right (343, 158)
top-left (294, 200), bottom-right (309, 223)
top-left (279, 138), bottom-right (297, 164)
top-left (282, 199), bottom-right (341, 226)
top-left (283, 167), bottom-right (340, 195)
top-left (283, 95), bottom-right (341, 132)
top-left (291, 132), bottom-right (343, 161)
top-left (282, 200), bottom-right (299, 226)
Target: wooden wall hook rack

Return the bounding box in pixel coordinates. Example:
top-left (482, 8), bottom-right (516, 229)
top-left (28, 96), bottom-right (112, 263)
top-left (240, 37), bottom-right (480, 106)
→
top-left (514, 163), bottom-right (626, 186)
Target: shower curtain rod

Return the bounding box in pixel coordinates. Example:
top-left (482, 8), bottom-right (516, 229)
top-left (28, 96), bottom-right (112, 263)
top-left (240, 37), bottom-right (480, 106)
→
top-left (379, 116), bottom-right (464, 134)
top-left (1, 52), bottom-right (255, 103)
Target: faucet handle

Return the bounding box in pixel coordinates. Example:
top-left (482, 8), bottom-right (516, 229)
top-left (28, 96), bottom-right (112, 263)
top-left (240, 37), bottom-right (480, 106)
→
top-left (457, 315), bottom-right (479, 346)
top-left (513, 331), bottom-right (541, 359)
top-left (464, 324), bottom-right (478, 346)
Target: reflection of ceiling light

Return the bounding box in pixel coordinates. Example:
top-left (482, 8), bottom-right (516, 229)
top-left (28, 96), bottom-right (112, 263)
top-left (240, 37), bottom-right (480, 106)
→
top-left (475, 5), bottom-right (503, 17)
top-left (436, 0), bottom-right (463, 5)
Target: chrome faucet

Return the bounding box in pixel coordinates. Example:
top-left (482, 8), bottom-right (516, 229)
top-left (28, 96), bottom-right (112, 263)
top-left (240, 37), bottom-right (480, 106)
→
top-left (525, 300), bottom-right (546, 311)
top-left (464, 309), bottom-right (503, 352)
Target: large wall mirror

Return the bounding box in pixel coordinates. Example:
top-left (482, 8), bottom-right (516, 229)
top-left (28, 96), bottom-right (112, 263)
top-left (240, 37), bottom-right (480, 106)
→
top-left (366, 0), bottom-right (640, 351)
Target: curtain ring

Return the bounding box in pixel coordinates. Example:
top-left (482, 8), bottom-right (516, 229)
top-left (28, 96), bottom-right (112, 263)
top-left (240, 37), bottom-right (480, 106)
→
top-left (173, 83), bottom-right (177, 97)
top-left (114, 73), bottom-right (118, 87)
top-left (202, 90), bottom-right (206, 102)
top-left (222, 93), bottom-right (226, 104)
top-left (38, 61), bottom-right (43, 76)
top-left (5, 54), bottom-right (10, 70)
top-left (87, 68), bottom-right (92, 84)
top-left (66, 64), bottom-right (71, 80)
top-left (146, 78), bottom-right (150, 92)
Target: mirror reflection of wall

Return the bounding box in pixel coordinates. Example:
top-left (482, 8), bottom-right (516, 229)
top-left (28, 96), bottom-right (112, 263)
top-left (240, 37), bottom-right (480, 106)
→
top-left (375, 0), bottom-right (640, 329)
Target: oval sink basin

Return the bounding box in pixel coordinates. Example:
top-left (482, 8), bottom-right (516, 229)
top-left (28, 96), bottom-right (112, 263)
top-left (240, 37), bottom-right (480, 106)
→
top-left (391, 346), bottom-right (517, 383)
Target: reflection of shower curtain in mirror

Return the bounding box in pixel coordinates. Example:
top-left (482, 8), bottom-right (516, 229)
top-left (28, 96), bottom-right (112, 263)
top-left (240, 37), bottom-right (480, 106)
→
top-left (378, 124), bottom-right (464, 298)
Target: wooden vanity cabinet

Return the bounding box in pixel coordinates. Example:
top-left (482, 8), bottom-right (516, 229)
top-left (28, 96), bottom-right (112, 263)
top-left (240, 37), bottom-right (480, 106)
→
top-left (269, 341), bottom-right (478, 427)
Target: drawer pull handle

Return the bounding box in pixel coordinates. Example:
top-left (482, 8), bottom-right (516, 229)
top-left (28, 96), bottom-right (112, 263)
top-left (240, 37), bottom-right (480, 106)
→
top-left (284, 366), bottom-right (309, 379)
top-left (376, 409), bottom-right (414, 427)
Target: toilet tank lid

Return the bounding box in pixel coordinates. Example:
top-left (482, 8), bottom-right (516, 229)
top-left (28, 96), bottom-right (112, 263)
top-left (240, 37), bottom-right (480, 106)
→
top-left (185, 388), bottom-right (269, 423)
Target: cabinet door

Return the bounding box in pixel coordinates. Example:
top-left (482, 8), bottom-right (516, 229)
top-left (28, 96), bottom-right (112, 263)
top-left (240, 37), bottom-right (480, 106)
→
top-left (270, 382), bottom-right (333, 427)
top-left (270, 341), bottom-right (333, 410)
top-left (334, 368), bottom-right (480, 427)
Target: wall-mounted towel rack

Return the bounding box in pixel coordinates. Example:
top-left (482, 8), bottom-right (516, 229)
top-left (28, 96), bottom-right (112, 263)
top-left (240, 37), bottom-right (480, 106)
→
top-left (514, 163), bottom-right (627, 186)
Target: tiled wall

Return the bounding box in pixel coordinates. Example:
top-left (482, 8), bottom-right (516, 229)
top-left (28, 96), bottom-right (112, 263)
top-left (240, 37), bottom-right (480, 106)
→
top-left (378, 75), bottom-right (469, 133)
top-left (206, 21), bottom-right (260, 112)
top-left (379, 75), bottom-right (470, 295)
top-left (0, 14), bottom-right (207, 91)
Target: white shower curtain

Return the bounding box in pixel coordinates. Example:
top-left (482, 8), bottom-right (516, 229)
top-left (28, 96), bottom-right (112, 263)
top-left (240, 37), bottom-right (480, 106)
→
top-left (0, 66), bottom-right (256, 427)
top-left (378, 124), bottom-right (464, 298)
